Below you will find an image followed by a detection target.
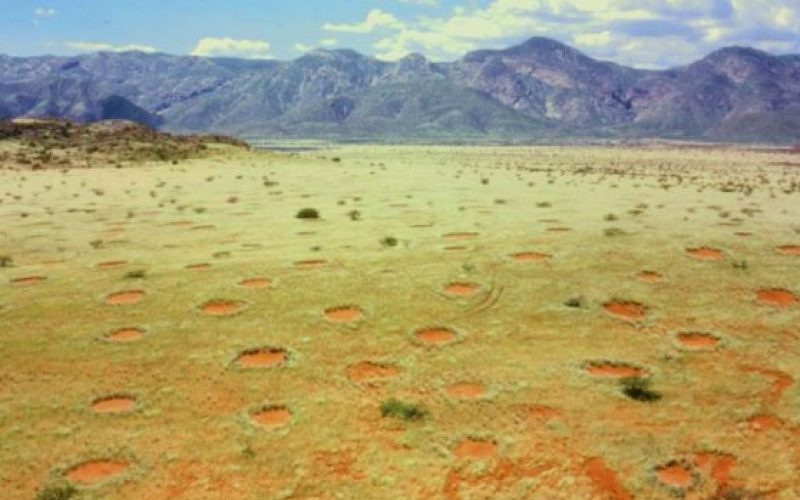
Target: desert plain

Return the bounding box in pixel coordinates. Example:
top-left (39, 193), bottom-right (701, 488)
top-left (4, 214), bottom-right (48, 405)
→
top-left (1, 140), bottom-right (800, 499)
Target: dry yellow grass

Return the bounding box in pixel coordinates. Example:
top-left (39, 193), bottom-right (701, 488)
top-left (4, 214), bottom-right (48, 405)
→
top-left (1, 144), bottom-right (799, 499)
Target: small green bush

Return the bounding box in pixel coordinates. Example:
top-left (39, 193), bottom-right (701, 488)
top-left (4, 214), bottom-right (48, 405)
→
top-left (296, 208), bottom-right (320, 219)
top-left (620, 377), bottom-right (661, 402)
top-left (380, 398), bottom-right (427, 421)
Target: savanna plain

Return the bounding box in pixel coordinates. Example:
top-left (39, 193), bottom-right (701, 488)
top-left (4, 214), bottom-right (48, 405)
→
top-left (2, 139), bottom-right (800, 499)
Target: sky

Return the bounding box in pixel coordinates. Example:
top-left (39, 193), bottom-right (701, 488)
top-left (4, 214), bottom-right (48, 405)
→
top-left (1, 0), bottom-right (799, 68)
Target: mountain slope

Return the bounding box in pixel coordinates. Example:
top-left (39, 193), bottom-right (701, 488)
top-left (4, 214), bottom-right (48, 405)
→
top-left (1, 39), bottom-right (799, 143)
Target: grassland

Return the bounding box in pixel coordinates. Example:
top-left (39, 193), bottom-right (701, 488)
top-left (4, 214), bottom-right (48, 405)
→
top-left (1, 141), bottom-right (799, 499)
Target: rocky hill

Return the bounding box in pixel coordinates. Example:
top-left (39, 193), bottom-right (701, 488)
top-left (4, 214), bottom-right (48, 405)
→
top-left (2, 38), bottom-right (799, 143)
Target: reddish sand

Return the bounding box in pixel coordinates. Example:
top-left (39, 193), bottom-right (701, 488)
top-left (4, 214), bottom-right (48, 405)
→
top-left (740, 365), bottom-right (794, 403)
top-left (603, 301), bottom-right (647, 321)
top-left (511, 251), bottom-right (552, 262)
top-left (455, 439), bottom-right (497, 459)
top-left (447, 382), bottom-right (486, 399)
top-left (346, 362), bottom-right (399, 382)
top-left (584, 457), bottom-right (633, 500)
top-left (693, 452), bottom-right (737, 486)
top-left (444, 282), bottom-right (480, 297)
top-left (91, 396), bottom-right (136, 413)
top-left (443, 232), bottom-right (479, 240)
top-left (747, 414), bottom-right (782, 431)
top-left (186, 263), bottom-right (212, 270)
top-left (201, 300), bottom-right (244, 316)
top-left (637, 271), bottom-right (663, 283)
top-left (527, 405), bottom-right (562, 422)
top-left (585, 361), bottom-right (646, 378)
top-left (252, 406), bottom-right (292, 427)
top-left (676, 332), bottom-right (720, 349)
top-left (237, 348), bottom-right (288, 368)
top-left (778, 244), bottom-right (800, 255)
top-left (655, 462), bottom-right (694, 489)
top-left (106, 290), bottom-right (144, 305)
top-left (756, 288), bottom-right (798, 307)
top-left (324, 306), bottom-right (364, 322)
top-left (11, 276), bottom-right (45, 286)
top-left (96, 261), bottom-right (127, 269)
top-left (66, 460), bottom-right (128, 484)
top-left (686, 247), bottom-right (725, 260)
top-left (106, 328), bottom-right (145, 342)
top-left (416, 327), bottom-right (457, 345)
top-left (239, 278), bottom-right (272, 289)
top-left (294, 259), bottom-right (328, 269)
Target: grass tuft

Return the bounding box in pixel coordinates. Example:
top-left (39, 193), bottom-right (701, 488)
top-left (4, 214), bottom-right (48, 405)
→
top-left (36, 483), bottom-right (77, 500)
top-left (620, 377), bottom-right (662, 402)
top-left (380, 398), bottom-right (427, 421)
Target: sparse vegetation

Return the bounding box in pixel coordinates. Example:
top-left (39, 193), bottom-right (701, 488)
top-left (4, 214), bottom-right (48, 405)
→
top-left (380, 398), bottom-right (427, 421)
top-left (296, 208), bottom-right (320, 219)
top-left (620, 377), bottom-right (662, 402)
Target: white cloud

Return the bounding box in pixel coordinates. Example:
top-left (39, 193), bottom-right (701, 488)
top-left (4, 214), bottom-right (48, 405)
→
top-left (324, 9), bottom-right (405, 33)
top-left (294, 43), bottom-right (314, 52)
top-left (191, 37), bottom-right (271, 59)
top-left (65, 41), bottom-right (158, 53)
top-left (34, 7), bottom-right (57, 17)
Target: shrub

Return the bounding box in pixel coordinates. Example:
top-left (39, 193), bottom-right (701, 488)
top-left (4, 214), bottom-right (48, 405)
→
top-left (296, 208), bottom-right (320, 219)
top-left (380, 398), bottom-right (427, 421)
top-left (620, 377), bottom-right (661, 402)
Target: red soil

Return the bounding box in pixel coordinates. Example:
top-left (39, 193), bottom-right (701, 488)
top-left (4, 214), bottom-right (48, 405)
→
top-left (585, 361), bottom-right (646, 378)
top-left (778, 245), bottom-right (800, 255)
top-left (201, 300), bottom-right (244, 316)
top-left (237, 348), bottom-right (288, 368)
top-left (584, 457), bottom-right (633, 500)
top-left (11, 276), bottom-right (45, 286)
top-left (294, 259), bottom-right (328, 269)
top-left (676, 332), bottom-right (721, 349)
top-left (527, 405), bottom-right (562, 422)
top-left (106, 328), bottom-right (145, 342)
top-left (66, 460), bottom-right (127, 484)
top-left (637, 271), bottom-right (663, 283)
top-left (756, 288), bottom-right (798, 307)
top-left (687, 247), bottom-right (725, 260)
top-left (511, 251), bottom-right (552, 262)
top-left (324, 306), bottom-right (364, 322)
top-left (346, 362), bottom-right (399, 382)
top-left (740, 365), bottom-right (794, 404)
top-left (447, 382), bottom-right (486, 399)
top-left (239, 278), bottom-right (272, 289)
top-left (693, 452), bottom-right (737, 486)
top-left (603, 300), bottom-right (647, 321)
top-left (96, 261), bottom-right (127, 269)
top-left (106, 290), bottom-right (144, 305)
top-left (443, 232), bottom-right (479, 240)
top-left (415, 327), bottom-right (457, 345)
top-left (444, 282), bottom-right (480, 297)
top-left (91, 396), bottom-right (136, 413)
top-left (252, 406), bottom-right (292, 427)
top-left (747, 414), bottom-right (782, 431)
top-left (455, 439), bottom-right (497, 459)
top-left (655, 462), bottom-right (694, 489)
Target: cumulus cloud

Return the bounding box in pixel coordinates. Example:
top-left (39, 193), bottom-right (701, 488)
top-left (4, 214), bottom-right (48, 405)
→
top-left (191, 37), bottom-right (271, 59)
top-left (34, 7), bottom-right (57, 17)
top-left (65, 41), bottom-right (158, 53)
top-left (332, 0), bottom-right (800, 67)
top-left (324, 9), bottom-right (405, 33)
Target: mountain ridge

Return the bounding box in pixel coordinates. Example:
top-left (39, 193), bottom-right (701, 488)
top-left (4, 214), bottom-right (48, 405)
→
top-left (2, 37), bottom-right (799, 143)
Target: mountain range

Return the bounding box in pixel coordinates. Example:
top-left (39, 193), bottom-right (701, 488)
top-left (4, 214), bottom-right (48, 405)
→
top-left (2, 37), bottom-right (800, 143)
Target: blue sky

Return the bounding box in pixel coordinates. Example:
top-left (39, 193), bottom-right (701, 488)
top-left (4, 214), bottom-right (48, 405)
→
top-left (2, 0), bottom-right (798, 68)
